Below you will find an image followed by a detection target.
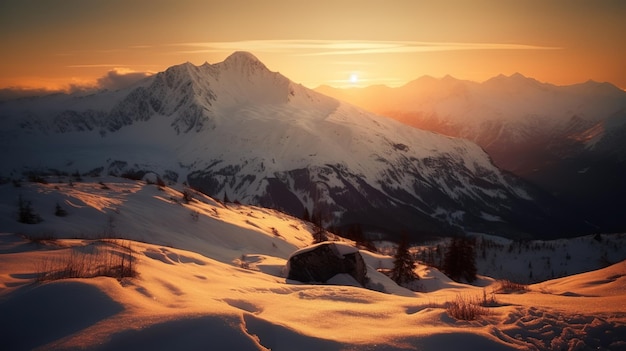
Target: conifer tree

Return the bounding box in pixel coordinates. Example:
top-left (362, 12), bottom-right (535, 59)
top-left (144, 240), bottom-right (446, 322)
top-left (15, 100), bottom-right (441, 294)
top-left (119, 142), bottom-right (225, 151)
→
top-left (442, 236), bottom-right (477, 282)
top-left (54, 203), bottom-right (68, 217)
top-left (17, 195), bottom-right (43, 224)
top-left (390, 233), bottom-right (418, 285)
top-left (309, 206), bottom-right (328, 243)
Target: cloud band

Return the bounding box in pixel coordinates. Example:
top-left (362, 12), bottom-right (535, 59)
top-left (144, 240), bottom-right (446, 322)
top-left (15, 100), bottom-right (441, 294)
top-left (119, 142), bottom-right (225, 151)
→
top-left (173, 39), bottom-right (561, 56)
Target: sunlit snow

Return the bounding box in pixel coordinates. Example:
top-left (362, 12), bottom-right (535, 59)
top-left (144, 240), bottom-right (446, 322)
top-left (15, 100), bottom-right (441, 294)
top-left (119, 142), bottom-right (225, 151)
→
top-left (1, 179), bottom-right (624, 350)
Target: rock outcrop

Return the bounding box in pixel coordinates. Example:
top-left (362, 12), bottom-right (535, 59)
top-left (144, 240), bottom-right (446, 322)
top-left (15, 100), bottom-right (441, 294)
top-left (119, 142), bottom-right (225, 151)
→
top-left (286, 242), bottom-right (367, 286)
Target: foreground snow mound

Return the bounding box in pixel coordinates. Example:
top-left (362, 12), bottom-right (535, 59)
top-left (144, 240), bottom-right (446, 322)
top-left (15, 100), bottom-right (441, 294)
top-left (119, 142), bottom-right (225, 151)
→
top-left (1, 179), bottom-right (625, 350)
top-left (1, 232), bottom-right (625, 351)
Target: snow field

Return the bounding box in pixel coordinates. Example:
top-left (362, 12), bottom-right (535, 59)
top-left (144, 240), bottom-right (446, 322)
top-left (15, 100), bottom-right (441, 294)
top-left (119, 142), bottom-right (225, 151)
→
top-left (0, 179), bottom-right (625, 350)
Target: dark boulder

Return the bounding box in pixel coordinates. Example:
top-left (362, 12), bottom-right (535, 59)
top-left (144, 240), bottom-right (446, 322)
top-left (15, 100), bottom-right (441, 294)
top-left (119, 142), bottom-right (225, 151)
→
top-left (286, 242), bottom-right (367, 286)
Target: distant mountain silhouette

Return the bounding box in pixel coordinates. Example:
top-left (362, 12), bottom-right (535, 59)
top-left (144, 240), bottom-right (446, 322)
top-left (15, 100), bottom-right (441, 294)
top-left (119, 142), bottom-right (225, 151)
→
top-left (317, 74), bottom-right (626, 232)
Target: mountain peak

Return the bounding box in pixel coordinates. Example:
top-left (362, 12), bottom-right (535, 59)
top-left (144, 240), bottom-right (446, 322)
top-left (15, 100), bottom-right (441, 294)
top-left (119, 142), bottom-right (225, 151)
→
top-left (222, 51), bottom-right (266, 69)
top-left (510, 72), bottom-right (527, 79)
top-left (484, 72), bottom-right (544, 88)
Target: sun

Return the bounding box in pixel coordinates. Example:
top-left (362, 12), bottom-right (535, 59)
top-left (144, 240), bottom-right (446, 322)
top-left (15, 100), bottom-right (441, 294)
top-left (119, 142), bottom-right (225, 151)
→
top-left (349, 73), bottom-right (359, 84)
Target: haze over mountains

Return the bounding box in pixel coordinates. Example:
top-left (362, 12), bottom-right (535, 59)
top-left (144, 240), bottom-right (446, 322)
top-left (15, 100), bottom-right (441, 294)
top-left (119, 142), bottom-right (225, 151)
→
top-left (0, 52), bottom-right (591, 240)
top-left (317, 75), bottom-right (626, 233)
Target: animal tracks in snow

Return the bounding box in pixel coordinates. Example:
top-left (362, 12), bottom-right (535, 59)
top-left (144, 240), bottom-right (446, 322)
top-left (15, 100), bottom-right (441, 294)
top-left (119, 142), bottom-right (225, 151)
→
top-left (498, 306), bottom-right (625, 350)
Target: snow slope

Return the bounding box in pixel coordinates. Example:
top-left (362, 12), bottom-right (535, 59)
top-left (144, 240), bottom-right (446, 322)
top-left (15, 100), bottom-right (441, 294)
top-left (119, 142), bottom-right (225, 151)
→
top-left (315, 74), bottom-right (626, 164)
top-left (1, 179), bottom-right (625, 350)
top-left (0, 52), bottom-right (578, 240)
top-left (316, 74), bottom-right (626, 234)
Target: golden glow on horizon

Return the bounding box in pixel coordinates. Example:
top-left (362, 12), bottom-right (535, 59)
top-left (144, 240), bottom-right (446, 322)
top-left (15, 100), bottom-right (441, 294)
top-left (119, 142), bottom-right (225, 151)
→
top-left (0, 1), bottom-right (625, 93)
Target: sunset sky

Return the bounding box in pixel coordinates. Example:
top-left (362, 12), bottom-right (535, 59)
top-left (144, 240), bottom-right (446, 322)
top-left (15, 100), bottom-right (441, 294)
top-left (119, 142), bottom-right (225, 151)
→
top-left (1, 0), bottom-right (625, 94)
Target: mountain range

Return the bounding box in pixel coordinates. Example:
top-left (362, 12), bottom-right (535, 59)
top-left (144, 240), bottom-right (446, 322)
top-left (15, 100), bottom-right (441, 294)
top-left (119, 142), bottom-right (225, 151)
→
top-left (317, 75), bottom-right (626, 233)
top-left (0, 52), bottom-right (593, 240)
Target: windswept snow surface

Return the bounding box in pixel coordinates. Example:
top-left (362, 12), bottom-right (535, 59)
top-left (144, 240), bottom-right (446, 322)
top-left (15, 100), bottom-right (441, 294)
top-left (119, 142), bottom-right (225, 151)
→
top-left (1, 179), bottom-right (625, 350)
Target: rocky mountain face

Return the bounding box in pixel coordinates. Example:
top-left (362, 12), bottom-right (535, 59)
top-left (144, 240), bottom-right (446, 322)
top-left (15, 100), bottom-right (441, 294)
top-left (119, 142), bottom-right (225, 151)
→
top-left (317, 75), bottom-right (626, 233)
top-left (0, 53), bottom-right (588, 240)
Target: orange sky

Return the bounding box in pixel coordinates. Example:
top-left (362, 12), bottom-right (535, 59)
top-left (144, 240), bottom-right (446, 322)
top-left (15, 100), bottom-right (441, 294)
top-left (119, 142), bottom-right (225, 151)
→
top-left (1, 0), bottom-right (625, 94)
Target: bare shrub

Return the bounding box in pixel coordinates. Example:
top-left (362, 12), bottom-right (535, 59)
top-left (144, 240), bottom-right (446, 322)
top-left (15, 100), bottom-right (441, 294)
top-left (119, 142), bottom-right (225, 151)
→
top-left (446, 294), bottom-right (490, 321)
top-left (190, 210), bottom-right (199, 222)
top-left (239, 254), bottom-right (250, 269)
top-left (182, 189), bottom-right (194, 203)
top-left (36, 240), bottom-right (137, 281)
top-left (271, 227), bottom-right (281, 237)
top-left (495, 279), bottom-right (528, 293)
top-left (481, 288), bottom-right (498, 307)
top-left (21, 233), bottom-right (57, 244)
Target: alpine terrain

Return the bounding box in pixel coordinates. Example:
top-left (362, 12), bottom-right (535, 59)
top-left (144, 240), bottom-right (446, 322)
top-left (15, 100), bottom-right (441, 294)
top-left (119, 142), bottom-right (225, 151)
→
top-left (316, 75), bottom-right (626, 233)
top-left (0, 52), bottom-right (583, 240)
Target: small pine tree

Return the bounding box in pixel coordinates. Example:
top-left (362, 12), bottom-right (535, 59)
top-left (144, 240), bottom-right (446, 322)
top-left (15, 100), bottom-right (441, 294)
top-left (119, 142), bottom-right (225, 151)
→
top-left (312, 227), bottom-right (327, 244)
top-left (309, 206), bottom-right (328, 244)
top-left (442, 236), bottom-right (477, 283)
top-left (310, 208), bottom-right (322, 228)
top-left (345, 223), bottom-right (376, 252)
top-left (390, 233), bottom-right (418, 286)
top-left (54, 203), bottom-right (68, 217)
top-left (17, 195), bottom-right (43, 224)
top-left (72, 170), bottom-right (82, 182)
top-left (156, 177), bottom-right (166, 187)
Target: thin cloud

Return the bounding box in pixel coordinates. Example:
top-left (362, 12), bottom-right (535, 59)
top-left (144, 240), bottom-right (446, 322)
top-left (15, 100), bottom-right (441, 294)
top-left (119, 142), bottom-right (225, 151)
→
top-left (67, 64), bottom-right (127, 68)
top-left (0, 68), bottom-right (155, 99)
top-left (300, 42), bottom-right (561, 56)
top-left (330, 61), bottom-right (376, 66)
top-left (96, 68), bottom-right (153, 90)
top-left (173, 39), bottom-right (561, 56)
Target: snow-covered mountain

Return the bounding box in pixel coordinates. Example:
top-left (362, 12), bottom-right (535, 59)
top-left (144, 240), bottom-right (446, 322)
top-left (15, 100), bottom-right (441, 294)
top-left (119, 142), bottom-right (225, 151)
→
top-left (0, 53), bottom-right (584, 239)
top-left (316, 74), bottom-right (626, 232)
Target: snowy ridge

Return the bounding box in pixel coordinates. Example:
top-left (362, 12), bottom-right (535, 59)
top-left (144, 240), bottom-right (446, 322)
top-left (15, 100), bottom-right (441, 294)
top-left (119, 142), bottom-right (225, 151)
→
top-left (316, 73), bottom-right (626, 169)
top-left (0, 53), bottom-right (583, 239)
top-left (316, 74), bottom-right (626, 234)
